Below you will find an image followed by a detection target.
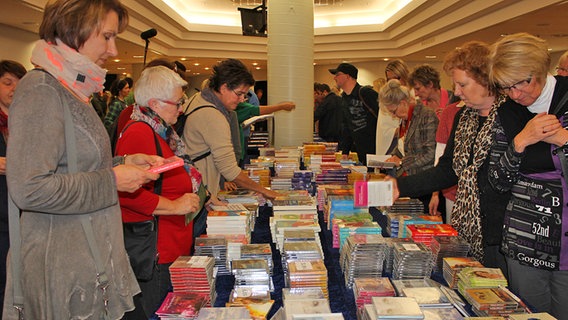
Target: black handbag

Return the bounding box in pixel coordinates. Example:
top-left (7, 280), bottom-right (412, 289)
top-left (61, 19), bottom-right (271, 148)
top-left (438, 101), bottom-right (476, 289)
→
top-left (120, 122), bottom-right (163, 281)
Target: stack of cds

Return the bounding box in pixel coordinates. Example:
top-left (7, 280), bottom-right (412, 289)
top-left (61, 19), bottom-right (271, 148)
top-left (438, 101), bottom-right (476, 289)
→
top-left (232, 259), bottom-right (272, 298)
top-left (383, 237), bottom-right (414, 275)
top-left (430, 236), bottom-right (470, 272)
top-left (278, 228), bottom-right (321, 252)
top-left (462, 287), bottom-right (526, 318)
top-left (286, 259), bottom-right (329, 299)
top-left (399, 286), bottom-right (451, 308)
top-left (271, 177), bottom-right (292, 190)
top-left (457, 267), bottom-right (508, 296)
top-left (194, 237), bottom-right (230, 276)
top-left (270, 212), bottom-right (318, 247)
top-left (406, 224), bottom-right (458, 245)
top-left (339, 234), bottom-right (387, 288)
top-left (239, 243), bottom-right (273, 275)
top-left (206, 210), bottom-right (251, 239)
top-left (271, 220), bottom-right (320, 250)
top-left (337, 220), bottom-right (382, 250)
top-left (282, 241), bottom-right (324, 264)
top-left (283, 299), bottom-right (336, 319)
top-left (388, 198), bottom-right (424, 214)
top-left (420, 308), bottom-right (464, 320)
top-left (226, 289), bottom-right (274, 320)
top-left (282, 287), bottom-right (326, 301)
top-left (353, 277), bottom-right (396, 310)
top-left (244, 166), bottom-right (271, 188)
top-left (315, 168), bottom-right (351, 185)
top-left (169, 256), bottom-right (217, 307)
top-left (291, 170), bottom-right (313, 191)
top-left (195, 307), bottom-right (251, 320)
top-left (216, 189), bottom-right (261, 206)
top-left (274, 157), bottom-right (300, 178)
top-left (392, 242), bottom-right (433, 280)
top-left (442, 257), bottom-right (483, 289)
top-left (156, 292), bottom-right (209, 320)
top-left (369, 297), bottom-right (424, 320)
top-left (387, 214), bottom-right (442, 238)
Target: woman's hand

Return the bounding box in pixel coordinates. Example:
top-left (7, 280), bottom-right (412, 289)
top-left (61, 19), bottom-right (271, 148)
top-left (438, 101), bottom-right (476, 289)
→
top-left (513, 113), bottom-right (562, 152)
top-left (262, 188), bottom-right (282, 200)
top-left (125, 153), bottom-right (164, 169)
top-left (385, 155), bottom-right (402, 166)
top-left (429, 192), bottom-right (441, 216)
top-left (384, 176), bottom-right (400, 202)
top-left (113, 165), bottom-right (159, 193)
top-left (224, 181), bottom-right (238, 191)
top-left (170, 193), bottom-right (201, 215)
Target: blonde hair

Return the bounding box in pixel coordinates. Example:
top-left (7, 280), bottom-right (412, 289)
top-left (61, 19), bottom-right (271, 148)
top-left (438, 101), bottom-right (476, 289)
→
top-left (385, 59), bottom-right (410, 85)
top-left (379, 79), bottom-right (412, 110)
top-left (489, 32), bottom-right (550, 88)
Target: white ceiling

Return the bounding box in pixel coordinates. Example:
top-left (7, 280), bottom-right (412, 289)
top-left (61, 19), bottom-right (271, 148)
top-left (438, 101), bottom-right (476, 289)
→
top-left (2, 0), bottom-right (568, 76)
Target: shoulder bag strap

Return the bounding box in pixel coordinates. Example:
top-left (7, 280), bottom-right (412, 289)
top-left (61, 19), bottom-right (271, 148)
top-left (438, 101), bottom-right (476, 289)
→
top-left (358, 86), bottom-right (378, 119)
top-left (8, 194), bottom-right (23, 317)
top-left (62, 103), bottom-right (111, 320)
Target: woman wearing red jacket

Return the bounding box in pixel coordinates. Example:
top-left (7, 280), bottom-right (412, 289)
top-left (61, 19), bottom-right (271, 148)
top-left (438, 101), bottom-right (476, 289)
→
top-left (116, 66), bottom-right (201, 319)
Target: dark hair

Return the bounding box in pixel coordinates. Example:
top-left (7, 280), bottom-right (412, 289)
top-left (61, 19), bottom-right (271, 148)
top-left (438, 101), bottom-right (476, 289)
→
top-left (443, 41), bottom-right (497, 96)
top-left (174, 61), bottom-right (187, 72)
top-left (208, 59), bottom-right (255, 92)
top-left (39, 0), bottom-right (128, 50)
top-left (0, 60), bottom-right (27, 79)
top-left (110, 78), bottom-right (129, 97)
top-left (314, 82), bottom-right (331, 93)
top-left (409, 64), bottom-right (441, 89)
top-left (124, 77), bottom-right (133, 88)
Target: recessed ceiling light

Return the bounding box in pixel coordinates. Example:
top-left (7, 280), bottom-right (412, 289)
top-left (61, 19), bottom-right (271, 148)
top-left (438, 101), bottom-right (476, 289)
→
top-left (180, 58), bottom-right (187, 61)
top-left (204, 67), bottom-right (210, 70)
top-left (117, 67), bottom-right (126, 70)
top-left (133, 55), bottom-right (144, 59)
top-left (425, 55), bottom-right (437, 59)
top-left (255, 67), bottom-right (261, 70)
top-left (252, 62), bottom-right (258, 66)
top-left (193, 63), bottom-right (200, 66)
top-left (383, 58), bottom-right (389, 61)
top-left (113, 59), bottom-right (120, 62)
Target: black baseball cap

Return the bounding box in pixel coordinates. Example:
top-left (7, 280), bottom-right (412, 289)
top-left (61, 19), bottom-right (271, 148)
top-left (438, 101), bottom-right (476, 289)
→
top-left (329, 63), bottom-right (358, 79)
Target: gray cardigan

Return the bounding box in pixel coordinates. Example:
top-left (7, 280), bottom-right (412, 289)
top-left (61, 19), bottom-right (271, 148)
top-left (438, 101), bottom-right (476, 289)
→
top-left (4, 70), bottom-right (139, 319)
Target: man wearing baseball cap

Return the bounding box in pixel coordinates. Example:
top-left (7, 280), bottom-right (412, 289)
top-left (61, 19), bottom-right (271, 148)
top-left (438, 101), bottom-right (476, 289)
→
top-left (329, 63), bottom-right (378, 165)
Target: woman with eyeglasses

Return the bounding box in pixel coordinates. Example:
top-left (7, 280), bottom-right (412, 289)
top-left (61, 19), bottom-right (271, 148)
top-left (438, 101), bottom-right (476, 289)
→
top-left (488, 32), bottom-right (568, 318)
top-left (387, 42), bottom-right (511, 275)
top-left (115, 66), bottom-right (202, 318)
top-left (382, 79), bottom-right (439, 179)
top-left (181, 59), bottom-right (280, 237)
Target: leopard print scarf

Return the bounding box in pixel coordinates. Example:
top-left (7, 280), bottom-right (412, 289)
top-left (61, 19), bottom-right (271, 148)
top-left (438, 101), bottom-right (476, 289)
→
top-left (451, 95), bottom-right (506, 262)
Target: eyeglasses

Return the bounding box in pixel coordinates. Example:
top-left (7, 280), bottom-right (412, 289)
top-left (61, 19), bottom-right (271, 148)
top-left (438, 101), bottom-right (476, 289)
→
top-left (556, 66), bottom-right (568, 73)
top-left (232, 89), bottom-right (249, 100)
top-left (499, 76), bottom-right (532, 94)
top-left (158, 97), bottom-right (186, 108)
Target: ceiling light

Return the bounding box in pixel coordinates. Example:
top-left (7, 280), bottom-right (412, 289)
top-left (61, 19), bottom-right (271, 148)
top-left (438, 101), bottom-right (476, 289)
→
top-left (252, 62), bottom-right (258, 66)
top-left (180, 58), bottom-right (187, 61)
top-left (255, 67), bottom-right (261, 70)
top-left (193, 63), bottom-right (200, 66)
top-left (113, 59), bottom-right (120, 62)
top-left (383, 58), bottom-right (389, 61)
top-left (204, 67), bottom-right (210, 70)
top-left (133, 55), bottom-right (144, 59)
top-left (425, 55), bottom-right (437, 59)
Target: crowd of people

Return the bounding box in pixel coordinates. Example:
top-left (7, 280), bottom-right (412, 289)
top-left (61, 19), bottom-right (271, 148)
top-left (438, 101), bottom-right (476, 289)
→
top-left (1, 0), bottom-right (568, 319)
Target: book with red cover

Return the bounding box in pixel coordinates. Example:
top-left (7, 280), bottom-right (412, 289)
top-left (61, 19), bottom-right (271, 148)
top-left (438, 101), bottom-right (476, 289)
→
top-left (148, 156), bottom-right (184, 173)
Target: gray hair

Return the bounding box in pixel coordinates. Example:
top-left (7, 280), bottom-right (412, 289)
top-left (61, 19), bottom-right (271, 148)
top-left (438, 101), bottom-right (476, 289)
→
top-left (134, 66), bottom-right (187, 107)
top-left (379, 79), bottom-right (412, 109)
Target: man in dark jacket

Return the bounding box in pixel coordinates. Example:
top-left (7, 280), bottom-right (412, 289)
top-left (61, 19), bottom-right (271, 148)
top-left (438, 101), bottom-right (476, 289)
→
top-left (329, 63), bottom-right (378, 164)
top-left (313, 82), bottom-right (346, 143)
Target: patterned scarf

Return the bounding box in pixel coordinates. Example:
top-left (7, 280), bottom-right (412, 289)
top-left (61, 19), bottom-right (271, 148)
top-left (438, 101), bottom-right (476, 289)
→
top-left (131, 105), bottom-right (202, 193)
top-left (0, 108), bottom-right (8, 142)
top-left (30, 39), bottom-right (106, 103)
top-left (451, 95), bottom-right (506, 262)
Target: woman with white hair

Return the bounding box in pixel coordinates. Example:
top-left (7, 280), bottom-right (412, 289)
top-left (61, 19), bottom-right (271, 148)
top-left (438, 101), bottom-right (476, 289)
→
top-left (115, 66), bottom-right (202, 318)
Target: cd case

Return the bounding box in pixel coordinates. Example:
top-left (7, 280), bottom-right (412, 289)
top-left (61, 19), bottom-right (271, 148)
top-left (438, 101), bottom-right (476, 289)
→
top-left (148, 156), bottom-right (184, 173)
